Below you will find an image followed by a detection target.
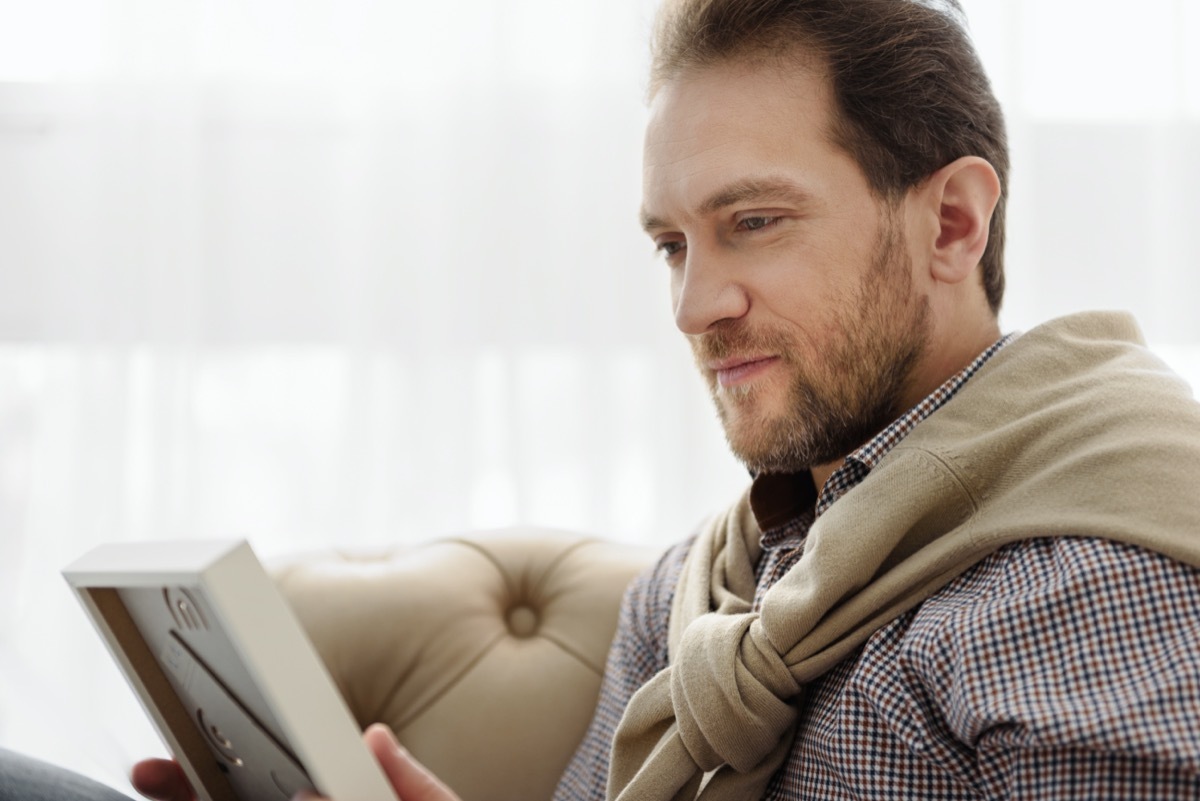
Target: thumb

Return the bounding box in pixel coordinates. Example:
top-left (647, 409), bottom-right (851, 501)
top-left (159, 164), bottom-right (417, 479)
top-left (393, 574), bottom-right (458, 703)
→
top-left (130, 758), bottom-right (193, 801)
top-left (363, 724), bottom-right (461, 801)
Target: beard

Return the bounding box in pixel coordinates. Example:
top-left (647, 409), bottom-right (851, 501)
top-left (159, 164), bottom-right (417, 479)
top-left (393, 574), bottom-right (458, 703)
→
top-left (692, 220), bottom-right (931, 475)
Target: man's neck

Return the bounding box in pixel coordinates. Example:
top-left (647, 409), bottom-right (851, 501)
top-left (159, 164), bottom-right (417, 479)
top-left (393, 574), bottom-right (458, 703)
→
top-left (808, 322), bottom-right (1004, 496)
top-left (810, 461), bottom-right (842, 493)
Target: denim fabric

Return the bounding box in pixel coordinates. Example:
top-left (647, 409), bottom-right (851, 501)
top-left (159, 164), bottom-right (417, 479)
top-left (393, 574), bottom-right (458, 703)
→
top-left (0, 749), bottom-right (134, 801)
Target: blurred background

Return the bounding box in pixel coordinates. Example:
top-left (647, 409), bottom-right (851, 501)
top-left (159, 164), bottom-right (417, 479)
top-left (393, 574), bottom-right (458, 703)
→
top-left (2, 0), bottom-right (1199, 792)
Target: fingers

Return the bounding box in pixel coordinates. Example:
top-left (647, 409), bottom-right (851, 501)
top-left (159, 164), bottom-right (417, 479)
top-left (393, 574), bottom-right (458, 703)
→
top-left (130, 758), bottom-right (193, 801)
top-left (363, 723), bottom-right (462, 801)
top-left (291, 792), bottom-right (324, 801)
top-left (128, 729), bottom-right (458, 801)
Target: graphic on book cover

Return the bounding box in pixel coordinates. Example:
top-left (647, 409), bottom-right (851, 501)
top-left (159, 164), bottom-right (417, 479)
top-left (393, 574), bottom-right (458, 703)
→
top-left (119, 585), bottom-right (315, 800)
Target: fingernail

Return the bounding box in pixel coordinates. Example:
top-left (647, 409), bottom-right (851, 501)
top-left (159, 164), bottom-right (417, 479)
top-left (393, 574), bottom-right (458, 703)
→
top-left (369, 722), bottom-right (405, 756)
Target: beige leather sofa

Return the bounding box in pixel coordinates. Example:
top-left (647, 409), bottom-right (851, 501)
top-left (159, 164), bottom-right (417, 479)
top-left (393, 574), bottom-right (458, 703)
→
top-left (272, 530), bottom-right (658, 801)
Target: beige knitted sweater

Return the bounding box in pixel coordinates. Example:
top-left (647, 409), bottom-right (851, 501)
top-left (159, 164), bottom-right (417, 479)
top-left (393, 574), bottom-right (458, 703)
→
top-left (608, 311), bottom-right (1200, 801)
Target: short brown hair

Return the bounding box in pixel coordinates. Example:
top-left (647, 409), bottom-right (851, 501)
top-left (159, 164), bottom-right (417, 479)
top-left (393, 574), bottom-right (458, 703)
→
top-left (650, 0), bottom-right (1009, 313)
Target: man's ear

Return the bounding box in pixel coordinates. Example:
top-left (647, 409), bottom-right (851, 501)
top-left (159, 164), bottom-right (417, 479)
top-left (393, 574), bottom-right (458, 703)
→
top-left (924, 156), bottom-right (1001, 285)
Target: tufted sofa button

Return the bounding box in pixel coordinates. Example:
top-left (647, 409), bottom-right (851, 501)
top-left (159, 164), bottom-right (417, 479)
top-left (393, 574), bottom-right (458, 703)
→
top-left (271, 531), bottom-right (659, 801)
top-left (506, 605), bottom-right (539, 638)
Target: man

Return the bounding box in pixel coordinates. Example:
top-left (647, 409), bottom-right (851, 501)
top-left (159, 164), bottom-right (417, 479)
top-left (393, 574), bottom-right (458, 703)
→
top-left (548, 2), bottom-right (1200, 799)
top-left (6, 0), bottom-right (1200, 799)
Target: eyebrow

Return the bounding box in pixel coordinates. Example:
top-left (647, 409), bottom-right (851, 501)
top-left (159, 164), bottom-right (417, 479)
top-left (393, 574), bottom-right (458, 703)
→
top-left (639, 176), bottom-right (814, 233)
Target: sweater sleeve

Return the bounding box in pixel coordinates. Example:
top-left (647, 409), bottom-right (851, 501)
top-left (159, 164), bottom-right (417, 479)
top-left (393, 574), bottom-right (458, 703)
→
top-left (553, 537), bottom-right (691, 801)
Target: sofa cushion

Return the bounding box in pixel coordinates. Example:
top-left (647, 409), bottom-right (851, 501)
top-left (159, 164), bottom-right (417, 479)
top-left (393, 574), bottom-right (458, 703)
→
top-left (272, 530), bottom-right (655, 801)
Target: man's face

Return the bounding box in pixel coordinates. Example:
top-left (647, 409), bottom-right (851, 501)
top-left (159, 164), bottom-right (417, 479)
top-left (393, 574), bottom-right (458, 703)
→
top-left (641, 59), bottom-right (932, 474)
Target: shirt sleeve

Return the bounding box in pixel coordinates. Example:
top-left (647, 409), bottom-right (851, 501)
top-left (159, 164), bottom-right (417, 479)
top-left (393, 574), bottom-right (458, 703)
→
top-left (910, 537), bottom-right (1200, 799)
top-left (553, 537), bottom-right (691, 801)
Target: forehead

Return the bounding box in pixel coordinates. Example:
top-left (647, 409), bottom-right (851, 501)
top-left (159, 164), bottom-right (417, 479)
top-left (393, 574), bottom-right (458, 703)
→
top-left (641, 59), bottom-right (855, 225)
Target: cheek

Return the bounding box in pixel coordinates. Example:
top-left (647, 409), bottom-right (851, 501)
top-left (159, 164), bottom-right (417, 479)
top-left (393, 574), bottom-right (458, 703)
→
top-left (757, 279), bottom-right (852, 355)
top-left (754, 235), bottom-right (871, 317)
top-left (754, 272), bottom-right (822, 327)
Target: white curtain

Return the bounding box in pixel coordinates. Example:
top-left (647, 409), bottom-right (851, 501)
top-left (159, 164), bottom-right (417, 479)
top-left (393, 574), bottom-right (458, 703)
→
top-left (2, 0), bottom-right (1198, 791)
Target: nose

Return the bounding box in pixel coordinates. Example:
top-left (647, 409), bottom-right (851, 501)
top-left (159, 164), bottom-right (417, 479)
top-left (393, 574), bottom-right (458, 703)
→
top-left (672, 247), bottom-right (750, 335)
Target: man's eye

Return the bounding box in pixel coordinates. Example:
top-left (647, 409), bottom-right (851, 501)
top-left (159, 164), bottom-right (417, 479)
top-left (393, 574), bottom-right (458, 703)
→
top-left (656, 239), bottom-right (686, 259)
top-left (738, 216), bottom-right (779, 232)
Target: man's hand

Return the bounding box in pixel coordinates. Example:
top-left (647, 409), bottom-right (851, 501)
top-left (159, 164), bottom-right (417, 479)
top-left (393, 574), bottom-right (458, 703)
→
top-left (321, 723), bottom-right (462, 801)
top-left (130, 756), bottom-right (191, 801)
top-left (130, 723), bottom-right (462, 801)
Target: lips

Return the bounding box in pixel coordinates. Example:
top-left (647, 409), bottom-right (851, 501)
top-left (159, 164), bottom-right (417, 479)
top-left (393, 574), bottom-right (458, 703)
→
top-left (707, 355), bottom-right (780, 388)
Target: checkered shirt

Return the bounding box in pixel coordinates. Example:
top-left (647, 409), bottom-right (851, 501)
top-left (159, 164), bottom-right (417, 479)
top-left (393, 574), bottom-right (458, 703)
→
top-left (554, 337), bottom-right (1200, 800)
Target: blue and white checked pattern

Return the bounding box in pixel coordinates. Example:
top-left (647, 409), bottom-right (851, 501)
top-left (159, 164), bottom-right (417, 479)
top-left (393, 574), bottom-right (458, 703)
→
top-left (554, 338), bottom-right (1200, 800)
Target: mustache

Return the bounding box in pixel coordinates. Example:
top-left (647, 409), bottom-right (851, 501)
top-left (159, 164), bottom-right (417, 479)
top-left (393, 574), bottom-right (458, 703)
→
top-left (691, 323), bottom-right (794, 364)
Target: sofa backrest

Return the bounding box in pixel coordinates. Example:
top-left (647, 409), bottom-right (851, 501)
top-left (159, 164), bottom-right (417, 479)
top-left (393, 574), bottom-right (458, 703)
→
top-left (273, 530), bottom-right (657, 801)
